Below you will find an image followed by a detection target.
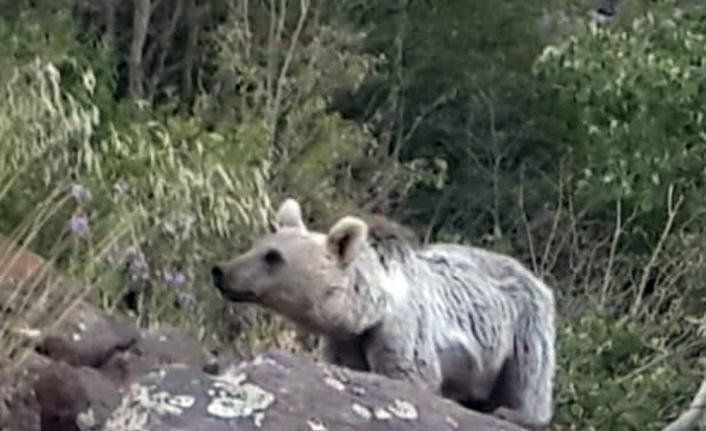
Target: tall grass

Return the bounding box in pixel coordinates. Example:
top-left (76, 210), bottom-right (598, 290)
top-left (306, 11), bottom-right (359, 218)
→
top-left (0, 55), bottom-right (299, 366)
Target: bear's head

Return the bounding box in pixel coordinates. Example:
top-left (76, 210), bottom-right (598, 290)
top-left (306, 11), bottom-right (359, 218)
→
top-left (211, 198), bottom-right (377, 336)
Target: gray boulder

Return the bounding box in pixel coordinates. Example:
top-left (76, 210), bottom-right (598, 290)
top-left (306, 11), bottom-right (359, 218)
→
top-left (101, 350), bottom-right (526, 431)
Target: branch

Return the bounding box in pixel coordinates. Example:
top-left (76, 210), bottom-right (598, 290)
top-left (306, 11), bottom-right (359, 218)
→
top-left (103, 0), bottom-right (116, 46)
top-left (630, 184), bottom-right (684, 317)
top-left (423, 187), bottom-right (452, 246)
top-left (539, 165), bottom-right (563, 277)
top-left (518, 163), bottom-right (538, 274)
top-left (265, 0), bottom-right (277, 114)
top-left (395, 88), bottom-right (457, 160)
top-left (661, 376), bottom-right (706, 431)
top-left (599, 196), bottom-right (644, 308)
top-left (129, 0), bottom-right (152, 100)
top-left (181, 0), bottom-right (200, 105)
top-left (239, 0), bottom-right (252, 61)
top-left (268, 0), bottom-right (309, 151)
top-left (147, 0), bottom-right (184, 100)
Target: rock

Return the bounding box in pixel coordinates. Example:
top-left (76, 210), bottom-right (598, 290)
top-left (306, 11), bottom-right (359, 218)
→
top-left (0, 294), bottom-right (537, 431)
top-left (0, 354), bottom-right (42, 431)
top-left (0, 235), bottom-right (50, 286)
top-left (29, 361), bottom-right (122, 431)
top-left (32, 361), bottom-right (90, 431)
top-left (75, 366), bottom-right (123, 429)
top-left (102, 350), bottom-right (526, 431)
top-left (0, 237), bottom-right (544, 431)
top-left (0, 296), bottom-right (217, 431)
top-left (37, 300), bottom-right (140, 368)
top-left (0, 305), bottom-right (541, 431)
top-left (98, 325), bottom-right (216, 388)
top-left (0, 234), bottom-right (73, 320)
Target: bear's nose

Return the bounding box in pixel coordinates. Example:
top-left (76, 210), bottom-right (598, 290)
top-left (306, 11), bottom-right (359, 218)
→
top-left (211, 266), bottom-right (226, 291)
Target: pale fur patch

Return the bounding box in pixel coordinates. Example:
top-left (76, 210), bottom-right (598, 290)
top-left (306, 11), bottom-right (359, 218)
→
top-left (310, 232), bottom-right (328, 249)
top-left (378, 265), bottom-right (410, 306)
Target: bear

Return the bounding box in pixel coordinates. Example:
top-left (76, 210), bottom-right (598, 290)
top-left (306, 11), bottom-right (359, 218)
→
top-left (211, 198), bottom-right (556, 429)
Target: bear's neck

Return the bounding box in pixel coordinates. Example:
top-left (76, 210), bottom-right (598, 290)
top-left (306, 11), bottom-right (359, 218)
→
top-left (345, 244), bottom-right (405, 329)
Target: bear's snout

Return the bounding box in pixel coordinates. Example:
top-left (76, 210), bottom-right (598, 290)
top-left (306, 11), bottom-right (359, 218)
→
top-left (211, 263), bottom-right (258, 302)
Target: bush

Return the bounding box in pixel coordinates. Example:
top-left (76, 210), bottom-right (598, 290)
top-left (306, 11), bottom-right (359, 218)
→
top-left (534, 4), bottom-right (706, 248)
top-left (531, 6), bottom-right (706, 430)
top-left (556, 314), bottom-right (697, 431)
top-left (528, 1), bottom-right (706, 356)
top-left (0, 51), bottom-right (280, 350)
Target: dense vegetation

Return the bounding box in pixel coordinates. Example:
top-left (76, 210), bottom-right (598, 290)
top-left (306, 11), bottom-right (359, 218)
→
top-left (1, 0), bottom-right (705, 429)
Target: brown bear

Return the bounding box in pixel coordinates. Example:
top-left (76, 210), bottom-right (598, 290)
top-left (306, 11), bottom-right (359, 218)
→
top-left (211, 198), bottom-right (556, 430)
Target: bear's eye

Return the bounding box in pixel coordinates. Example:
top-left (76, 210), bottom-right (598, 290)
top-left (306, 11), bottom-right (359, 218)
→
top-left (263, 248), bottom-right (284, 266)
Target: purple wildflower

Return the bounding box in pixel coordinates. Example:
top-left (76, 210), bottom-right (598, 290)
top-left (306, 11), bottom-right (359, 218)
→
top-left (129, 255), bottom-right (147, 271)
top-left (127, 254), bottom-right (150, 281)
top-left (69, 213), bottom-right (90, 237)
top-left (163, 270), bottom-right (187, 287)
top-left (70, 184), bottom-right (92, 204)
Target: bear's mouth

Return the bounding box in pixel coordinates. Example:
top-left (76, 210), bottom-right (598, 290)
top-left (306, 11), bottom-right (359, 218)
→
top-left (211, 265), bottom-right (258, 302)
top-left (221, 290), bottom-right (258, 303)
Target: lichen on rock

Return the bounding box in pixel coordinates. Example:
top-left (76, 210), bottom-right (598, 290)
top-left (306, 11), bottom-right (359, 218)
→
top-left (350, 403), bottom-right (372, 420)
top-left (101, 382), bottom-right (197, 430)
top-left (323, 376), bottom-right (346, 392)
top-left (307, 418), bottom-right (328, 430)
top-left (205, 366), bottom-right (276, 422)
top-left (387, 399), bottom-right (418, 420)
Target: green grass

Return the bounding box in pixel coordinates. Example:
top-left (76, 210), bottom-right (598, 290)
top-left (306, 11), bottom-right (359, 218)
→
top-left (0, 55), bottom-right (296, 365)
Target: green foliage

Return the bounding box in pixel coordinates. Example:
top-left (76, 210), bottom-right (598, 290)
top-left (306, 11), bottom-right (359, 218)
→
top-left (0, 58), bottom-right (98, 237)
top-left (0, 0), bottom-right (77, 65)
top-left (200, 7), bottom-right (377, 200)
top-left (526, 2), bottom-right (706, 337)
top-left (4, 2), bottom-right (706, 431)
top-left (0, 49), bottom-right (276, 346)
top-left (198, 3), bottom-right (437, 216)
top-left (0, 7), bottom-right (278, 355)
top-left (0, 0), bottom-right (418, 357)
top-left (534, 4), bottom-right (706, 233)
top-left (331, 0), bottom-right (569, 242)
top-left (556, 314), bottom-right (696, 431)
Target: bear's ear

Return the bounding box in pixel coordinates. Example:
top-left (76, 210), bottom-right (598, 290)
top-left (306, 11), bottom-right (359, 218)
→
top-left (276, 198), bottom-right (307, 231)
top-left (326, 216), bottom-right (368, 266)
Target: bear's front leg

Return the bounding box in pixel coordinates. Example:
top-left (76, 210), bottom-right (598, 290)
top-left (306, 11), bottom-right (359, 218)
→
top-left (320, 336), bottom-right (370, 372)
top-left (363, 328), bottom-right (443, 396)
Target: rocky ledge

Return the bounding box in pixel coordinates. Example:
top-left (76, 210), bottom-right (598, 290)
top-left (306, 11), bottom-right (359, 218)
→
top-left (0, 296), bottom-right (536, 431)
top-left (0, 236), bottom-right (555, 431)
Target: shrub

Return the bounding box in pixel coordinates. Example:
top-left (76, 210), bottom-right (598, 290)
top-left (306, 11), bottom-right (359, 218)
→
top-left (0, 47), bottom-right (274, 355)
top-left (556, 314), bottom-right (696, 431)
